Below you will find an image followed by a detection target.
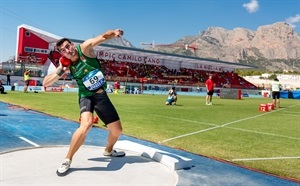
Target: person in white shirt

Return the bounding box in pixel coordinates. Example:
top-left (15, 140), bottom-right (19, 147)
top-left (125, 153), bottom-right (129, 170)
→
top-left (166, 86), bottom-right (177, 105)
top-left (271, 78), bottom-right (281, 108)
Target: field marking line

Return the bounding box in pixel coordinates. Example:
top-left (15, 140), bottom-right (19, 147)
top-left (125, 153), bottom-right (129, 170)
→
top-left (282, 114), bottom-right (300, 117)
top-left (231, 156), bottom-right (300, 162)
top-left (226, 126), bottom-right (300, 140)
top-left (287, 104), bottom-right (300, 108)
top-left (221, 107), bottom-right (283, 127)
top-left (158, 126), bottom-right (221, 143)
top-left (0, 120), bottom-right (45, 147)
top-left (19, 136), bottom-right (40, 147)
top-left (282, 111), bottom-right (300, 114)
top-left (160, 103), bottom-right (300, 143)
top-left (148, 113), bottom-right (218, 126)
top-left (122, 109), bottom-right (219, 127)
top-left (160, 110), bottom-right (278, 143)
top-left (121, 105), bottom-right (300, 143)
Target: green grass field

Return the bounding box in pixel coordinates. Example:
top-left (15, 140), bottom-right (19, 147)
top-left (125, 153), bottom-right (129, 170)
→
top-left (0, 91), bottom-right (299, 180)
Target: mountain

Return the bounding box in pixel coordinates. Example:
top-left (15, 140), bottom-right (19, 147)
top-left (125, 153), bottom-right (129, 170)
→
top-left (103, 37), bottom-right (135, 48)
top-left (138, 22), bottom-right (300, 72)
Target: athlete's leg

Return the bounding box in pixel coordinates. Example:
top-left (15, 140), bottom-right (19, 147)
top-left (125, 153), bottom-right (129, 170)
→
top-left (105, 120), bottom-right (123, 153)
top-left (166, 98), bottom-right (172, 105)
top-left (93, 91), bottom-right (124, 154)
top-left (272, 99), bottom-right (276, 107)
top-left (206, 94), bottom-right (210, 104)
top-left (272, 92), bottom-right (277, 107)
top-left (57, 110), bottom-right (94, 176)
top-left (173, 96), bottom-right (177, 105)
top-left (66, 111), bottom-right (94, 160)
top-left (276, 94), bottom-right (280, 108)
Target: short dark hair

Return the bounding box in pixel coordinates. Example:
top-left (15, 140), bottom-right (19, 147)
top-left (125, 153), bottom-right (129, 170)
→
top-left (56, 38), bottom-right (71, 51)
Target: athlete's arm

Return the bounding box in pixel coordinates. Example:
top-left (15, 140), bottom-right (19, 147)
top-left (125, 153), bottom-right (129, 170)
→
top-left (81, 29), bottom-right (123, 58)
top-left (43, 63), bottom-right (67, 87)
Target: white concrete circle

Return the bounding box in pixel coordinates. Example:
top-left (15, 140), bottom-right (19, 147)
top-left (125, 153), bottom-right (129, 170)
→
top-left (0, 146), bottom-right (178, 186)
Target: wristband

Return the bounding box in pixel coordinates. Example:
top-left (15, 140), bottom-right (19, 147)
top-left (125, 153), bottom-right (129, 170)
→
top-left (56, 68), bottom-right (65, 76)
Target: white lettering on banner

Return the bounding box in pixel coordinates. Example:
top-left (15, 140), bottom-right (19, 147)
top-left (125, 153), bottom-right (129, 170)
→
top-left (96, 50), bottom-right (233, 72)
top-left (195, 63), bottom-right (226, 72)
top-left (96, 51), bottom-right (161, 65)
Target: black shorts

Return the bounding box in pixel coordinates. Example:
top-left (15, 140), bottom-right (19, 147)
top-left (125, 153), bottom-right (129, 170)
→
top-left (207, 90), bottom-right (214, 96)
top-left (79, 91), bottom-right (120, 125)
top-left (272, 91), bottom-right (280, 99)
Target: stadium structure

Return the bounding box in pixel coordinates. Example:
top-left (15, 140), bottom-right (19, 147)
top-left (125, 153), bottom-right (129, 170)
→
top-left (1, 24), bottom-right (259, 91)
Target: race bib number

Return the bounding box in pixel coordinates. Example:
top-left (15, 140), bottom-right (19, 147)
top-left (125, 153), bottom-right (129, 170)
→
top-left (82, 69), bottom-right (105, 91)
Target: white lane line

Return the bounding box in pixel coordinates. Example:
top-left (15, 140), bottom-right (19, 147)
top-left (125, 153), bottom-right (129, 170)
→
top-left (160, 111), bottom-right (276, 143)
top-left (282, 114), bottom-right (300, 117)
top-left (226, 126), bottom-right (300, 140)
top-left (282, 111), bottom-right (300, 114)
top-left (160, 104), bottom-right (300, 143)
top-left (159, 126), bottom-right (221, 143)
top-left (221, 107), bottom-right (283, 127)
top-left (19, 137), bottom-right (40, 147)
top-left (121, 109), bottom-right (218, 126)
top-left (231, 156), bottom-right (300, 162)
top-left (149, 114), bottom-right (217, 126)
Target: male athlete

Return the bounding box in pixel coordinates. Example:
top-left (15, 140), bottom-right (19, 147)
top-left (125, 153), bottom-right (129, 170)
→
top-left (43, 28), bottom-right (125, 176)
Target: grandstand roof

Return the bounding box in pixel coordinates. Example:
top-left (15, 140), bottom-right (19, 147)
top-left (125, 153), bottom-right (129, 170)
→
top-left (18, 24), bottom-right (257, 70)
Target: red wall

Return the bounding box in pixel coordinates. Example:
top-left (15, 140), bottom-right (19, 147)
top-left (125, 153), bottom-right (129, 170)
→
top-left (17, 28), bottom-right (49, 64)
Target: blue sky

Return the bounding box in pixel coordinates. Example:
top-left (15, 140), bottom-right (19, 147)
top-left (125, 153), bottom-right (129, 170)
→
top-left (0, 0), bottom-right (299, 62)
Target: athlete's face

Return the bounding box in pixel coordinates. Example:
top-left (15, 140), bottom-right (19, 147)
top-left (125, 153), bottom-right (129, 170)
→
top-left (59, 41), bottom-right (76, 58)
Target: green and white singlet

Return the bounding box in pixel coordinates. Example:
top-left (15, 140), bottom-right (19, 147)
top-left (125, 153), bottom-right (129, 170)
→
top-left (69, 45), bottom-right (107, 98)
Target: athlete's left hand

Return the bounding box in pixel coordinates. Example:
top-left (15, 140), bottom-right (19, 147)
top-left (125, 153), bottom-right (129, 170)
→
top-left (115, 29), bottom-right (124, 37)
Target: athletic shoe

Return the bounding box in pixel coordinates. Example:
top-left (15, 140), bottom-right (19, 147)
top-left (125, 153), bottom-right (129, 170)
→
top-left (208, 102), bottom-right (213, 105)
top-left (103, 150), bottom-right (126, 157)
top-left (56, 158), bottom-right (71, 176)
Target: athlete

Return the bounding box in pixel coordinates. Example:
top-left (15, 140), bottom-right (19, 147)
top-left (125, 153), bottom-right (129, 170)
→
top-left (43, 28), bottom-right (125, 176)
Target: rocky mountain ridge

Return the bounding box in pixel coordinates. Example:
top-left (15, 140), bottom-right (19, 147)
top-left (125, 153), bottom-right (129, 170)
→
top-left (106, 22), bottom-right (300, 72)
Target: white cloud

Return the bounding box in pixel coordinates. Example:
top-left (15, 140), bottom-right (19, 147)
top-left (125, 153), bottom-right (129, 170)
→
top-left (242, 0), bottom-right (259, 13)
top-left (285, 14), bottom-right (300, 28)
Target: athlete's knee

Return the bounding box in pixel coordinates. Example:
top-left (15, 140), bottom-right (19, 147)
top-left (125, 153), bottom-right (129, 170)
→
top-left (79, 117), bottom-right (94, 134)
top-left (78, 123), bottom-right (93, 135)
top-left (113, 126), bottom-right (123, 136)
top-left (108, 121), bottom-right (123, 136)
